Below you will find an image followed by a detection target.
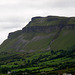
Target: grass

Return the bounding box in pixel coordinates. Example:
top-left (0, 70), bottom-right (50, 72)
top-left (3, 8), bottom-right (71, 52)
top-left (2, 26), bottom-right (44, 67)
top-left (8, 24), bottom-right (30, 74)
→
top-left (68, 17), bottom-right (75, 24)
top-left (38, 57), bottom-right (75, 66)
top-left (0, 49), bottom-right (74, 74)
top-left (40, 67), bottom-right (54, 71)
top-left (51, 30), bottom-right (75, 50)
top-left (30, 20), bottom-right (61, 26)
top-left (1, 65), bottom-right (18, 68)
top-left (11, 67), bottom-right (40, 72)
top-left (29, 16), bottom-right (71, 26)
top-left (0, 38), bottom-right (18, 52)
top-left (23, 35), bottom-right (54, 51)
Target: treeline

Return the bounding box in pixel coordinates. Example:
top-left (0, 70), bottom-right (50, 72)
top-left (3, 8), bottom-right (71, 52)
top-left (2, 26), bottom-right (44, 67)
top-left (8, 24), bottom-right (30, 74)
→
top-left (0, 45), bottom-right (75, 74)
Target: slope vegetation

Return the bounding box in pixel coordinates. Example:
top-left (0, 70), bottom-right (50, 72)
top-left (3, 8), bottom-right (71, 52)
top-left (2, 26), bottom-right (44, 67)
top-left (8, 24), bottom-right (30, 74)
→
top-left (0, 16), bottom-right (75, 75)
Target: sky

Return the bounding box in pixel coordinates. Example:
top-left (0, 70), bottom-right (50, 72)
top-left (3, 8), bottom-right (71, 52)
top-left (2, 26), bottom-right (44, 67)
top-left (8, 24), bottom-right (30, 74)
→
top-left (0, 0), bottom-right (75, 44)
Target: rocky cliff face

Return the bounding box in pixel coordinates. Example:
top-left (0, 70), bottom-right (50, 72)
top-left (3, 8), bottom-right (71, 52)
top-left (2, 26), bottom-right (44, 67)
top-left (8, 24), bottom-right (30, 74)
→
top-left (0, 16), bottom-right (75, 53)
top-left (22, 24), bottom-right (75, 33)
top-left (8, 16), bottom-right (75, 39)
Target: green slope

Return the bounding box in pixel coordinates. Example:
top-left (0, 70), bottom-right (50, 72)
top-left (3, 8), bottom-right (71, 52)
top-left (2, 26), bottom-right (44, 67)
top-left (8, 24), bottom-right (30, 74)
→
top-left (51, 30), bottom-right (75, 50)
top-left (29, 16), bottom-right (69, 26)
top-left (0, 16), bottom-right (75, 75)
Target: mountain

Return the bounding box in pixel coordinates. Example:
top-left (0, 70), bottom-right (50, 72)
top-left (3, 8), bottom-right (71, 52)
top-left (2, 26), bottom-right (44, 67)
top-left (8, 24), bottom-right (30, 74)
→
top-left (0, 16), bottom-right (75, 75)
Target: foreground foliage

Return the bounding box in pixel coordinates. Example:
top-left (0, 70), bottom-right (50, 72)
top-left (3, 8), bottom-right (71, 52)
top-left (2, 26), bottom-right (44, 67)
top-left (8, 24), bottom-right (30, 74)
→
top-left (0, 45), bottom-right (75, 75)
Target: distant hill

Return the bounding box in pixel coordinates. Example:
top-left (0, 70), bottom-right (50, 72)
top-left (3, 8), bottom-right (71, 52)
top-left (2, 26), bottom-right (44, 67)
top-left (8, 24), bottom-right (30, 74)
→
top-left (0, 16), bottom-right (75, 75)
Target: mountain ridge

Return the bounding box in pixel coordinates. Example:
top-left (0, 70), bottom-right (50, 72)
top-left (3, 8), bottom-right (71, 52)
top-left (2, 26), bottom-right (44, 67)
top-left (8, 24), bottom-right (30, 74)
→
top-left (0, 16), bottom-right (75, 53)
top-left (8, 16), bottom-right (75, 39)
top-left (0, 15), bottom-right (75, 75)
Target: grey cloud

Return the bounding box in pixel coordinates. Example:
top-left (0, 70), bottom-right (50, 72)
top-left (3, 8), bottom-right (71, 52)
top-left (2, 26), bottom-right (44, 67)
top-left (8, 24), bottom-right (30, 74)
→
top-left (20, 0), bottom-right (75, 8)
top-left (0, 0), bottom-right (75, 10)
top-left (0, 0), bottom-right (20, 5)
top-left (0, 18), bottom-right (25, 23)
top-left (0, 0), bottom-right (75, 16)
top-left (0, 23), bottom-right (23, 29)
top-left (53, 0), bottom-right (75, 8)
top-left (0, 16), bottom-right (30, 29)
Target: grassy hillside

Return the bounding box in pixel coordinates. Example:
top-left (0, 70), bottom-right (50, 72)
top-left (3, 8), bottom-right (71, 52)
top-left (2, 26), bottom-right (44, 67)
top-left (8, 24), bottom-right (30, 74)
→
top-left (51, 29), bottom-right (75, 50)
top-left (28, 16), bottom-right (68, 26)
top-left (0, 16), bottom-right (75, 75)
top-left (68, 17), bottom-right (75, 24)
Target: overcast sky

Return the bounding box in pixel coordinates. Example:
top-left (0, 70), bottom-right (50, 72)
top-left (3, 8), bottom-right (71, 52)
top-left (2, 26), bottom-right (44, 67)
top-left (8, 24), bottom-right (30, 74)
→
top-left (0, 0), bottom-right (75, 44)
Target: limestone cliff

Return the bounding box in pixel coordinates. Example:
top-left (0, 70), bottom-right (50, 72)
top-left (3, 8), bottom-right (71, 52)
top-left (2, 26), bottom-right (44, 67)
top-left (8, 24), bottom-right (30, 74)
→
top-left (8, 16), bottom-right (75, 39)
top-left (0, 16), bottom-right (75, 53)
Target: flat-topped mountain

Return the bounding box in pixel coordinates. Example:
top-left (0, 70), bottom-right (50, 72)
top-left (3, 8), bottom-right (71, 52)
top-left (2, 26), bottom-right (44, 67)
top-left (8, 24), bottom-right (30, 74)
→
top-left (0, 16), bottom-right (75, 52)
top-left (8, 16), bottom-right (75, 38)
top-left (0, 16), bottom-right (75, 75)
